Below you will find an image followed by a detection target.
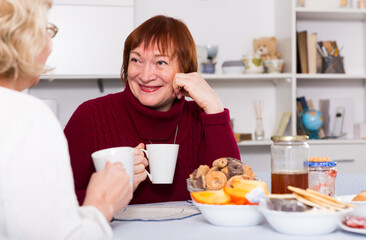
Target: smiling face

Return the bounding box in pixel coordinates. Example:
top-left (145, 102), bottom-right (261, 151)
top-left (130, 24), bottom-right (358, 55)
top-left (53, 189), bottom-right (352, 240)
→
top-left (127, 43), bottom-right (181, 112)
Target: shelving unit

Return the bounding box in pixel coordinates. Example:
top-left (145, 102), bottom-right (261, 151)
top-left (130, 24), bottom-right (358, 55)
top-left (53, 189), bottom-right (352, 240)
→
top-left (291, 0), bottom-right (366, 172)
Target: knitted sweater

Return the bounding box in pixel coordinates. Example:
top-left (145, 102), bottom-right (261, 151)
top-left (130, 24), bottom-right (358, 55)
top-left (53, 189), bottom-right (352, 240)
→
top-left (64, 83), bottom-right (240, 204)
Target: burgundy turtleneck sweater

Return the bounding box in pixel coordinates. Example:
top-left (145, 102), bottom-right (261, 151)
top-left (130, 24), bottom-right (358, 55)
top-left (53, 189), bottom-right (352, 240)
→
top-left (64, 83), bottom-right (240, 205)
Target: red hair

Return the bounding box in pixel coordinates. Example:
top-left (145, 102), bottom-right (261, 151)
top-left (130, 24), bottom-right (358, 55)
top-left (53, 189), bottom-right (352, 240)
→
top-left (121, 15), bottom-right (197, 82)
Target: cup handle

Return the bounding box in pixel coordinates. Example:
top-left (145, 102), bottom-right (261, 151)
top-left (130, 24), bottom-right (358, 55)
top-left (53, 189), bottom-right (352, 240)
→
top-left (141, 149), bottom-right (152, 182)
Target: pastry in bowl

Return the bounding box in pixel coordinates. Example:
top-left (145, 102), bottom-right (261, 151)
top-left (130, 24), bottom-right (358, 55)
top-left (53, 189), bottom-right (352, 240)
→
top-left (187, 157), bottom-right (269, 205)
top-left (339, 191), bottom-right (366, 217)
top-left (353, 190), bottom-right (366, 201)
top-left (189, 157), bottom-right (256, 191)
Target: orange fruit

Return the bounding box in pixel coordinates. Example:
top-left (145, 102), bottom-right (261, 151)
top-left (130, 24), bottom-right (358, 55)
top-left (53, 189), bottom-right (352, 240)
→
top-left (231, 179), bottom-right (269, 195)
top-left (191, 189), bottom-right (231, 205)
top-left (223, 187), bottom-right (249, 204)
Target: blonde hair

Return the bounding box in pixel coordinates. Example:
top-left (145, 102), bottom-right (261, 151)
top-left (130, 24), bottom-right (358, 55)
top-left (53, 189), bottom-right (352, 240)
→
top-left (0, 0), bottom-right (52, 82)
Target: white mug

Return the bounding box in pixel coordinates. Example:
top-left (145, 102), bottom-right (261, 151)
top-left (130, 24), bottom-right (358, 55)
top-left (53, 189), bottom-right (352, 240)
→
top-left (91, 147), bottom-right (134, 189)
top-left (142, 144), bottom-right (179, 184)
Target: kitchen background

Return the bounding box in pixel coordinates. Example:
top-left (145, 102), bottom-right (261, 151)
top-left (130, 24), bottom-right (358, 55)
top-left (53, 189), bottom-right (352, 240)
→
top-left (28, 0), bottom-right (366, 174)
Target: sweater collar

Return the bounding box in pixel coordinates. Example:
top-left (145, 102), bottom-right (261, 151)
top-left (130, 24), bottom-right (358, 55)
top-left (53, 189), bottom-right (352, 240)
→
top-left (123, 82), bottom-right (185, 141)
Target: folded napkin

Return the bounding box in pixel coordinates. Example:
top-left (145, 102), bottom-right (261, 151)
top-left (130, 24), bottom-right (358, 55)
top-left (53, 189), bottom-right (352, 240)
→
top-left (113, 201), bottom-right (200, 221)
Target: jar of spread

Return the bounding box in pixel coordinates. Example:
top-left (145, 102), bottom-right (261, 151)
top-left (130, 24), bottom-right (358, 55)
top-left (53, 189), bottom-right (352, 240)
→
top-left (308, 157), bottom-right (337, 197)
top-left (271, 135), bottom-right (309, 194)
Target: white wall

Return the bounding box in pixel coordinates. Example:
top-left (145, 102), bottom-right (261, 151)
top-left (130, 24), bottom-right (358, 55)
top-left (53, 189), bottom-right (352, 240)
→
top-left (135, 0), bottom-right (276, 73)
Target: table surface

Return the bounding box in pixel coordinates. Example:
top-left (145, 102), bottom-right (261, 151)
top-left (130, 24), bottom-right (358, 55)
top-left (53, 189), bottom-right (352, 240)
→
top-left (110, 201), bottom-right (365, 240)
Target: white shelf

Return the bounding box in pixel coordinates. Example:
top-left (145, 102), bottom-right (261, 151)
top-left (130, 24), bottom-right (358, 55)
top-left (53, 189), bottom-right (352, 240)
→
top-left (40, 73), bottom-right (294, 81)
top-left (309, 139), bottom-right (366, 145)
top-left (237, 139), bottom-right (366, 147)
top-left (40, 74), bottom-right (121, 80)
top-left (296, 74), bottom-right (366, 80)
top-left (53, 0), bottom-right (134, 7)
top-left (296, 7), bottom-right (366, 21)
top-left (237, 140), bottom-right (272, 146)
top-left (202, 73), bottom-right (292, 81)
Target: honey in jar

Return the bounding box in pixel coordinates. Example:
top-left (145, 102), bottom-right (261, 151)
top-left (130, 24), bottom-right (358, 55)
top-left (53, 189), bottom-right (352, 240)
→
top-left (271, 135), bottom-right (309, 194)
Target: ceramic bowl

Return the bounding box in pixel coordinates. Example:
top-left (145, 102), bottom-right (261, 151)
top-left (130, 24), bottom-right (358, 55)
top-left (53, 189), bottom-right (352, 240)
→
top-left (263, 59), bottom-right (284, 73)
top-left (193, 200), bottom-right (264, 227)
top-left (338, 195), bottom-right (366, 217)
top-left (259, 201), bottom-right (352, 235)
top-left (222, 60), bottom-right (245, 74)
top-left (187, 178), bottom-right (264, 227)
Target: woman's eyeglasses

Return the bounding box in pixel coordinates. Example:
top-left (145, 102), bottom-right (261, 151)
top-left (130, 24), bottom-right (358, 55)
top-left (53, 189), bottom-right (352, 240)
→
top-left (46, 23), bottom-right (58, 38)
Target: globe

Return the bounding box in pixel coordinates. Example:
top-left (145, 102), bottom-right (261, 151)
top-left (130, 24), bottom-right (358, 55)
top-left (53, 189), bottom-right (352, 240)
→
top-left (302, 109), bottom-right (323, 131)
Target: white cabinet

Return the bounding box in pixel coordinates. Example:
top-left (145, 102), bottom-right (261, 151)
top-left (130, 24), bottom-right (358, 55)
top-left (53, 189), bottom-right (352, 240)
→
top-left (309, 140), bottom-right (366, 173)
top-left (45, 0), bottom-right (134, 78)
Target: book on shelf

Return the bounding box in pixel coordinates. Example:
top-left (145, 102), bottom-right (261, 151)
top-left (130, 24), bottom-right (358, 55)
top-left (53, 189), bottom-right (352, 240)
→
top-left (297, 31), bottom-right (308, 74)
top-left (316, 42), bottom-right (323, 73)
top-left (296, 96), bottom-right (308, 135)
top-left (296, 96), bottom-right (309, 112)
top-left (307, 33), bottom-right (317, 74)
top-left (273, 112), bottom-right (291, 136)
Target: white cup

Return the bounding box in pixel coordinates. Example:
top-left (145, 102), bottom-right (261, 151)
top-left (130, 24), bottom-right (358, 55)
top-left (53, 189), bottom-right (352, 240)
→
top-left (91, 147), bottom-right (134, 188)
top-left (142, 144), bottom-right (179, 184)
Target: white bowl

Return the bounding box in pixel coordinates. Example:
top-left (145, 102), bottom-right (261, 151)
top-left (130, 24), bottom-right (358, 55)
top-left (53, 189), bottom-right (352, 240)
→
top-left (263, 59), bottom-right (284, 73)
top-left (338, 195), bottom-right (366, 217)
top-left (222, 60), bottom-right (245, 74)
top-left (193, 200), bottom-right (264, 227)
top-left (259, 202), bottom-right (352, 235)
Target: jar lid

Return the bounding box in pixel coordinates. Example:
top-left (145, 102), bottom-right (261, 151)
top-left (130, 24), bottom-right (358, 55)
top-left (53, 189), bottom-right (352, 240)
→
top-left (308, 161), bottom-right (337, 167)
top-left (271, 135), bottom-right (309, 142)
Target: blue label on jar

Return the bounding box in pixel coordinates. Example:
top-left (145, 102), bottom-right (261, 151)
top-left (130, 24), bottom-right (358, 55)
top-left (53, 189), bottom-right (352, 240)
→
top-left (308, 161), bottom-right (336, 167)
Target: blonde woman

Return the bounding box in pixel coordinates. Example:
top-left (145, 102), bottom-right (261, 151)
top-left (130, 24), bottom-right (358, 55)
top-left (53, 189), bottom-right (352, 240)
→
top-left (0, 0), bottom-right (132, 239)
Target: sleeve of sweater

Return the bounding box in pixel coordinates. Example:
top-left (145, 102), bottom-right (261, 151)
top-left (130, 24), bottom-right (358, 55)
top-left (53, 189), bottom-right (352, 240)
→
top-left (200, 108), bottom-right (241, 164)
top-left (1, 97), bottom-right (112, 240)
top-left (64, 102), bottom-right (96, 205)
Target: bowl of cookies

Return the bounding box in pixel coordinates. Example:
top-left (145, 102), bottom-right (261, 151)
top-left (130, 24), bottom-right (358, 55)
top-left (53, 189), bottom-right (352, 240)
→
top-left (187, 157), bottom-right (269, 227)
top-left (259, 186), bottom-right (354, 235)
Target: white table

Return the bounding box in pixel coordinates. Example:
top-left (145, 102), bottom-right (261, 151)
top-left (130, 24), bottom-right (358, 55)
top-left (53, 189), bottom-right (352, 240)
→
top-left (110, 202), bottom-right (365, 240)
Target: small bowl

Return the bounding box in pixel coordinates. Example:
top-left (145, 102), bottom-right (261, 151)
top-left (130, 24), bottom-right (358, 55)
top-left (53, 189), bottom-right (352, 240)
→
top-left (263, 59), bottom-right (284, 73)
top-left (187, 178), bottom-right (205, 192)
top-left (259, 201), bottom-right (352, 235)
top-left (193, 200), bottom-right (264, 227)
top-left (338, 195), bottom-right (366, 217)
top-left (222, 60), bottom-right (245, 74)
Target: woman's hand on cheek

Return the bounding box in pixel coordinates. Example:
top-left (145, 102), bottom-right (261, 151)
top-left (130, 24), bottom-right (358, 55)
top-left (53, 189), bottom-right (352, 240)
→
top-left (133, 143), bottom-right (148, 191)
top-left (173, 72), bottom-right (224, 114)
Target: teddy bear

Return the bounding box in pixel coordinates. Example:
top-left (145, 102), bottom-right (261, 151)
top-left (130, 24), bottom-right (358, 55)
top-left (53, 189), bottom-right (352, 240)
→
top-left (253, 36), bottom-right (281, 62)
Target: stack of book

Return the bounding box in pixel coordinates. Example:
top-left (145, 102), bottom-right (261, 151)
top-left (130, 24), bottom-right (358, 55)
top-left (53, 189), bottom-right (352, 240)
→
top-left (296, 31), bottom-right (344, 74)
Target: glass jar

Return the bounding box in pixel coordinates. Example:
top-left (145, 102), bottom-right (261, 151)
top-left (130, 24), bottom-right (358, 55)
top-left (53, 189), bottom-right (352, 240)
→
top-left (308, 161), bottom-right (337, 197)
top-left (271, 135), bottom-right (309, 194)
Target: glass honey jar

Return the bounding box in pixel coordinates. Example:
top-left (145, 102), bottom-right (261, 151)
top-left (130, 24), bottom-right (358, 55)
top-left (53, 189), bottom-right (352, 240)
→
top-left (271, 135), bottom-right (309, 194)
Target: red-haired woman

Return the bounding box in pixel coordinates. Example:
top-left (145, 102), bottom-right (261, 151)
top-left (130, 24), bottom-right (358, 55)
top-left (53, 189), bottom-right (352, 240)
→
top-left (65, 15), bottom-right (240, 205)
